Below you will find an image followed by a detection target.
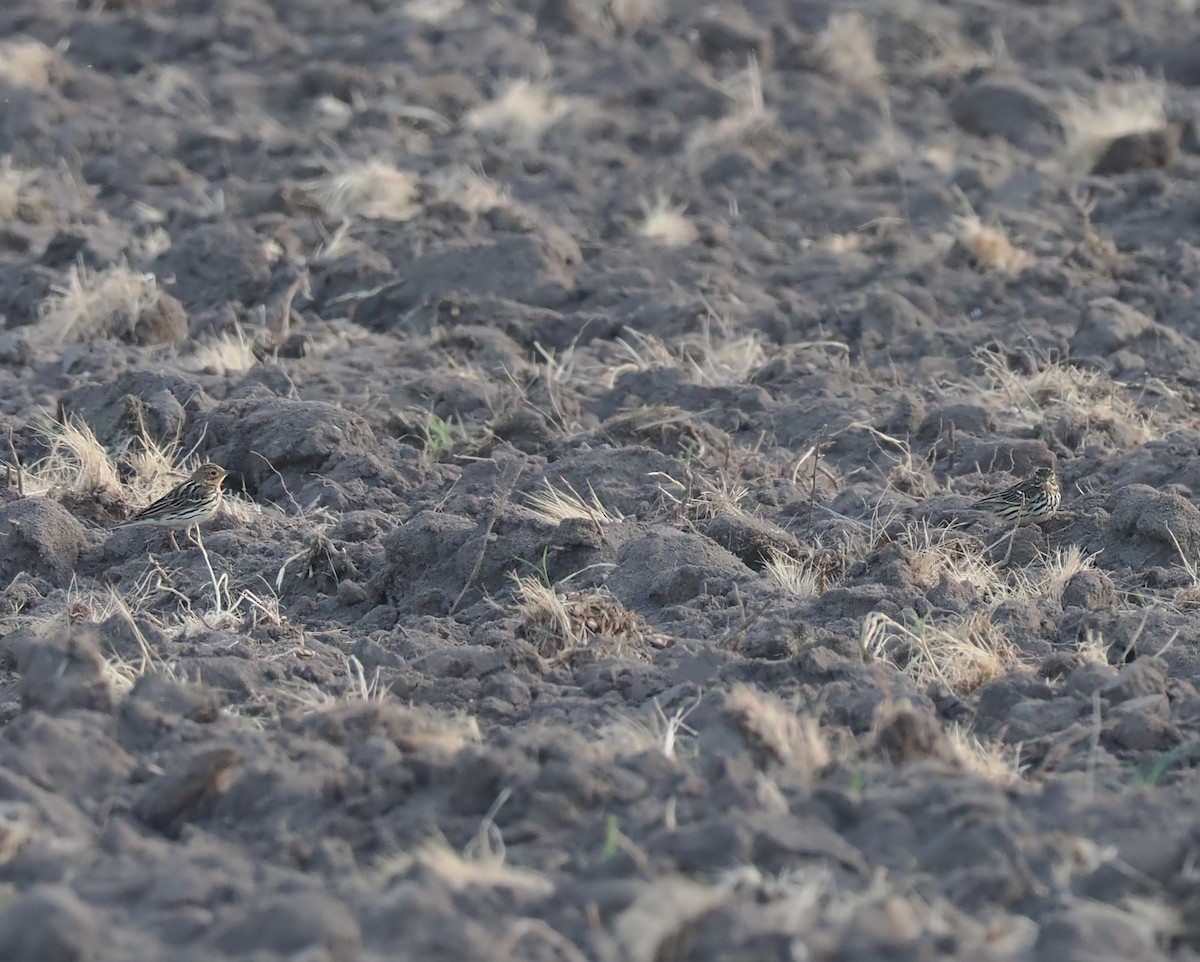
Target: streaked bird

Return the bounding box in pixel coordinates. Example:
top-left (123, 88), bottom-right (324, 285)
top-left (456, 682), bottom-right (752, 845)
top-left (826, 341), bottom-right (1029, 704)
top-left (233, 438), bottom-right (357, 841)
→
top-left (972, 467), bottom-right (1061, 524)
top-left (115, 462), bottom-right (228, 550)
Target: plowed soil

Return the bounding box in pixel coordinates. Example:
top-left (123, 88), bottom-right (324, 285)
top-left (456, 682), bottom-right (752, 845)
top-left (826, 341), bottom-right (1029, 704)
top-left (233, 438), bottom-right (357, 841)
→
top-left (3, 1), bottom-right (1200, 960)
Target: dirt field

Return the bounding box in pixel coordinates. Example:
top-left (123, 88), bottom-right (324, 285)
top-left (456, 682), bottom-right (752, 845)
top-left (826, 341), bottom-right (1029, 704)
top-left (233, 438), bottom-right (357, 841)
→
top-left (2, 1), bottom-right (1200, 959)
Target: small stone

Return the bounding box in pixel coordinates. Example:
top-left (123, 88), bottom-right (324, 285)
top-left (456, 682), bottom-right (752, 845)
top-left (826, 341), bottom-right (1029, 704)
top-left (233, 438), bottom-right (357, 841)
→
top-left (1108, 695), bottom-right (1170, 751)
top-left (337, 579), bottom-right (368, 606)
top-left (1102, 657), bottom-right (1168, 704)
top-left (129, 291), bottom-right (188, 346)
top-left (869, 702), bottom-right (951, 764)
top-left (128, 673), bottom-right (221, 723)
top-left (535, 0), bottom-right (594, 33)
top-left (3, 624), bottom-right (115, 715)
top-left (1062, 570), bottom-right (1118, 610)
top-left (209, 892), bottom-right (361, 962)
top-left (1091, 126), bottom-right (1180, 176)
top-left (1038, 651), bottom-right (1082, 679)
top-left (134, 745), bottom-right (241, 832)
top-left (691, 8), bottom-right (772, 66)
top-left (1071, 298), bottom-right (1155, 355)
top-left (916, 403), bottom-right (995, 441)
top-left (0, 885), bottom-right (103, 962)
top-left (751, 813), bottom-right (868, 875)
top-left (948, 75), bottom-right (1059, 148)
top-left (701, 511), bottom-right (797, 567)
top-left (0, 497), bottom-right (87, 588)
top-left (1038, 899), bottom-right (1159, 959)
top-left (1065, 662), bottom-right (1118, 697)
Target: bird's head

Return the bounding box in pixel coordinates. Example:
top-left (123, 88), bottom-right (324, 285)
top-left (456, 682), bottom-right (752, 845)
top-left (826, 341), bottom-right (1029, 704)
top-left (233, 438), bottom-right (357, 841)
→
top-left (1034, 466), bottom-right (1058, 492)
top-left (192, 463), bottom-right (228, 489)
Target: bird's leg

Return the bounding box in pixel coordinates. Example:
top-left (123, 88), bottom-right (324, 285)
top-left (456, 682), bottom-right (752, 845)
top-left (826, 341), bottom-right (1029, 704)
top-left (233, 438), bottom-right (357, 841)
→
top-left (1000, 524), bottom-right (1017, 565)
top-left (168, 529), bottom-right (181, 552)
top-left (984, 525), bottom-right (1018, 563)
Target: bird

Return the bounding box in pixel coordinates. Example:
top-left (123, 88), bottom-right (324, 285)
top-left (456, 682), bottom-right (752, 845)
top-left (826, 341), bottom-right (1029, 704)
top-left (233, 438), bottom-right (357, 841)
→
top-left (971, 466), bottom-right (1061, 524)
top-left (115, 462), bottom-right (228, 550)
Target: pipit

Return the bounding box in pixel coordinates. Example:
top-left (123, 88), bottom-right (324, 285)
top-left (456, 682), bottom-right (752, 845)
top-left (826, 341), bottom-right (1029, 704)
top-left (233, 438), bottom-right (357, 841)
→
top-left (972, 466), bottom-right (1061, 524)
top-left (116, 462), bottom-right (228, 550)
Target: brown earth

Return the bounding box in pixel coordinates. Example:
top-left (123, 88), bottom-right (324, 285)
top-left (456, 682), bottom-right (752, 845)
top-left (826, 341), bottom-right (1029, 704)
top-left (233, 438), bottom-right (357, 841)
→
top-left (2, 1), bottom-right (1200, 960)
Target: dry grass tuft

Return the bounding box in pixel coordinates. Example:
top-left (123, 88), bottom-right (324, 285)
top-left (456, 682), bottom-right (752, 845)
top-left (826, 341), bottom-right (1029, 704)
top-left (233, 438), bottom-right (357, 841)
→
top-left (597, 695), bottom-right (701, 761)
top-left (612, 322), bottom-right (766, 389)
top-left (1060, 77), bottom-right (1167, 176)
top-left (687, 56), bottom-right (779, 162)
top-left (606, 0), bottom-right (665, 30)
top-left (406, 838), bottom-right (553, 895)
top-left (945, 723), bottom-right (1023, 783)
top-left (969, 345), bottom-right (1157, 445)
top-left (952, 211), bottom-right (1032, 275)
top-left (403, 0), bottom-right (464, 22)
top-left (690, 475), bottom-right (754, 520)
top-left (819, 232), bottom-right (864, 254)
top-left (861, 610), bottom-right (1019, 693)
top-left (723, 683), bottom-right (830, 773)
top-left (132, 64), bottom-right (208, 112)
top-left (309, 94), bottom-right (354, 132)
top-left (170, 561), bottom-right (284, 636)
top-left (88, 581), bottom-right (175, 698)
top-left (1075, 628), bottom-right (1111, 665)
top-left (426, 165), bottom-right (518, 216)
top-left (713, 866), bottom-right (1037, 958)
top-left (218, 491), bottom-right (262, 527)
top-left (523, 477), bottom-right (622, 526)
top-left (762, 548), bottom-right (822, 598)
top-left (1167, 525), bottom-right (1200, 610)
top-left (0, 157), bottom-right (39, 222)
top-left (1120, 898), bottom-right (1185, 946)
top-left (0, 802), bottom-right (36, 866)
top-left (1011, 545), bottom-right (1096, 606)
top-left (637, 192), bottom-right (699, 247)
top-left (311, 220), bottom-right (372, 265)
top-left (537, 0), bottom-right (662, 31)
top-left (1176, 584), bottom-right (1200, 609)
top-left (37, 261), bottom-right (162, 346)
top-left (651, 467), bottom-right (753, 522)
top-left (384, 703), bottom-right (482, 756)
top-left (513, 575), bottom-right (648, 663)
top-left (615, 876), bottom-right (727, 962)
top-left (185, 322), bottom-right (257, 375)
top-left (280, 656), bottom-right (399, 716)
top-left (307, 159), bottom-right (420, 221)
top-left (121, 440), bottom-right (198, 509)
top-left (0, 163), bottom-right (22, 223)
top-left (465, 79), bottom-right (573, 147)
top-left (377, 785), bottom-right (547, 898)
top-left (0, 39), bottom-right (57, 89)
top-left (813, 12), bottom-right (884, 92)
top-left (26, 416), bottom-right (124, 501)
top-left (902, 522), bottom-right (1002, 598)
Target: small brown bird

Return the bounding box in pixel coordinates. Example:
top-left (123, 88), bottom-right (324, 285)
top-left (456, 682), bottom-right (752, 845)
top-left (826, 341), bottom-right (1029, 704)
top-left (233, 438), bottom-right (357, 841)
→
top-left (116, 462), bottom-right (228, 550)
top-left (972, 466), bottom-right (1061, 524)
